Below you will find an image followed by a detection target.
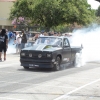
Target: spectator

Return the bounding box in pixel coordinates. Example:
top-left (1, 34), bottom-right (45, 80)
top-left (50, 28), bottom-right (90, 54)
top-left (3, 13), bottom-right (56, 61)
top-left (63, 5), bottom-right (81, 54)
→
top-left (0, 29), bottom-right (8, 61)
top-left (50, 31), bottom-right (54, 36)
top-left (21, 30), bottom-right (27, 49)
top-left (58, 32), bottom-right (61, 36)
top-left (9, 31), bottom-right (13, 39)
top-left (43, 32), bottom-right (48, 36)
top-left (53, 32), bottom-right (58, 36)
top-left (39, 30), bottom-right (44, 37)
top-left (14, 32), bottom-right (21, 54)
top-left (34, 33), bottom-right (39, 41)
top-left (39, 33), bottom-right (44, 37)
top-left (6, 29), bottom-right (10, 41)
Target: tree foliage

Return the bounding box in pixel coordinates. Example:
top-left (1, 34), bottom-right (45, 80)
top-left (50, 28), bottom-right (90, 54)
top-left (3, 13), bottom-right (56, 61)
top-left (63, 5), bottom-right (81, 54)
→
top-left (59, 0), bottom-right (95, 25)
top-left (31, 0), bottom-right (65, 30)
top-left (9, 0), bottom-right (96, 31)
top-left (96, 6), bottom-right (100, 16)
top-left (95, 6), bottom-right (100, 24)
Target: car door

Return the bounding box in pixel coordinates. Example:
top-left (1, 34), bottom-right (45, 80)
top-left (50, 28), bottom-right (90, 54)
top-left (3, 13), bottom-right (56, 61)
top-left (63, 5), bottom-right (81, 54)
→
top-left (62, 38), bottom-right (71, 63)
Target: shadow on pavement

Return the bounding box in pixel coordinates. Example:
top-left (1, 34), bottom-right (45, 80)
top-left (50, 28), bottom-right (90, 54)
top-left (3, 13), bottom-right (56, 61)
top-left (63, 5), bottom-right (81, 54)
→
top-left (17, 64), bottom-right (74, 73)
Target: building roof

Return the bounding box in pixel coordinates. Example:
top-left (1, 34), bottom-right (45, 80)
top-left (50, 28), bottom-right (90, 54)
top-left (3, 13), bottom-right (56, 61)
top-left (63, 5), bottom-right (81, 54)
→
top-left (0, 0), bottom-right (16, 1)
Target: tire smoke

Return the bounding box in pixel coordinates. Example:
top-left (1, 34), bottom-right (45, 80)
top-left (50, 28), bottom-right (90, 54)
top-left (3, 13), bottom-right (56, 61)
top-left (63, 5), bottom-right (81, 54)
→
top-left (7, 38), bottom-right (16, 54)
top-left (71, 24), bottom-right (100, 64)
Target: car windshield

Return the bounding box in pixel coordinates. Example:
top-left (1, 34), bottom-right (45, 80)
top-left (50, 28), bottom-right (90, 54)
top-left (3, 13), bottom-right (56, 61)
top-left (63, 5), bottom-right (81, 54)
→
top-left (34, 37), bottom-right (62, 47)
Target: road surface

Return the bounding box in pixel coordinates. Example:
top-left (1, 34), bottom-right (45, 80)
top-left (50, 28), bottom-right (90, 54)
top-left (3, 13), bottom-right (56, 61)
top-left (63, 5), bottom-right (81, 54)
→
top-left (0, 54), bottom-right (100, 100)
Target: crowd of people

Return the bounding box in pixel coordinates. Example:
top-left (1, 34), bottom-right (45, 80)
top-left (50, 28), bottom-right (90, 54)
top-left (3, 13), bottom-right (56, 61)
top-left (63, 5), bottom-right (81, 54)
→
top-left (0, 29), bottom-right (27, 61)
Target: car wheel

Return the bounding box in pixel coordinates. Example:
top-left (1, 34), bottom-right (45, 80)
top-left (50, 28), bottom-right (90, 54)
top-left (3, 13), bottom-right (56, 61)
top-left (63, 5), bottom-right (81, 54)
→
top-left (23, 66), bottom-right (29, 69)
top-left (73, 51), bottom-right (82, 67)
top-left (53, 56), bottom-right (61, 71)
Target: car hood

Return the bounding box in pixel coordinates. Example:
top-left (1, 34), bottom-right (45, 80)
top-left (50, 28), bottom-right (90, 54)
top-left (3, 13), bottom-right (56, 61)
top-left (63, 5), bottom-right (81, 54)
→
top-left (22, 44), bottom-right (62, 52)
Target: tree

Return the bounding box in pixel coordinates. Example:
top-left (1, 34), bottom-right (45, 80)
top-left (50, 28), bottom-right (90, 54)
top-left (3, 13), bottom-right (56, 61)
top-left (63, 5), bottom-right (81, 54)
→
top-left (60, 0), bottom-right (95, 25)
top-left (31, 0), bottom-right (65, 31)
top-left (95, 6), bottom-right (100, 24)
top-left (31, 0), bottom-right (96, 31)
top-left (96, 6), bottom-right (100, 16)
top-left (9, 0), bottom-right (96, 31)
top-left (10, 0), bottom-right (29, 19)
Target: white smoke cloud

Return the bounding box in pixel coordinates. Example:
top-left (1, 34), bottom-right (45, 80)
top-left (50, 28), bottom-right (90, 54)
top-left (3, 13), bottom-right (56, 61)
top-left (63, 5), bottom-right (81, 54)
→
top-left (7, 38), bottom-right (16, 54)
top-left (71, 24), bottom-right (100, 63)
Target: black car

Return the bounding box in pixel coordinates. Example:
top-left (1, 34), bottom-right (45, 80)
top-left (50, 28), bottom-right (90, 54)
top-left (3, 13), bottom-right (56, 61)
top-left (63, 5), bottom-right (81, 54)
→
top-left (20, 36), bottom-right (83, 71)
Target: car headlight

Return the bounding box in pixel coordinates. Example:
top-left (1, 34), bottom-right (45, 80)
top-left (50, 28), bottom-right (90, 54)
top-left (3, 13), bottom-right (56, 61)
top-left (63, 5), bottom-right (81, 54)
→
top-left (21, 53), bottom-right (25, 56)
top-left (47, 54), bottom-right (52, 57)
top-left (52, 59), bottom-right (55, 62)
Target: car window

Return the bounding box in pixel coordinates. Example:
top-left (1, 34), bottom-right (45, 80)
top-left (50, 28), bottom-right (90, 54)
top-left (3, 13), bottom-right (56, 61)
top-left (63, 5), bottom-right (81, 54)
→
top-left (34, 37), bottom-right (62, 47)
top-left (63, 38), bottom-right (69, 46)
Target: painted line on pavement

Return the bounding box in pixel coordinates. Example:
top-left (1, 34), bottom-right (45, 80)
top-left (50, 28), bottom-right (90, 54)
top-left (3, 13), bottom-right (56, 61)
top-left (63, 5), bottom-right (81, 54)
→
top-left (54, 78), bottom-right (100, 100)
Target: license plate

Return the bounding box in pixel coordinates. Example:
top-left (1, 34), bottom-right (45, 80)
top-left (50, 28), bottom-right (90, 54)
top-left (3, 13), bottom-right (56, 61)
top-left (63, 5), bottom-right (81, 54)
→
top-left (29, 64), bottom-right (39, 67)
top-left (29, 64), bottom-right (34, 67)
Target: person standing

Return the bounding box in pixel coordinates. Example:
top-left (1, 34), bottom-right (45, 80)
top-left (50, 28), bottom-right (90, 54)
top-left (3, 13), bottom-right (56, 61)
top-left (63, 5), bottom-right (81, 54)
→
top-left (14, 32), bottom-right (21, 54)
top-left (21, 30), bottom-right (27, 49)
top-left (6, 29), bottom-right (10, 42)
top-left (0, 29), bottom-right (8, 61)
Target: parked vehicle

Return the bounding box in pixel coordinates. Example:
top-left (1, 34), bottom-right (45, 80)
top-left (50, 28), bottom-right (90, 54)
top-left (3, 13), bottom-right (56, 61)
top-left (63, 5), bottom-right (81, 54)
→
top-left (20, 36), bottom-right (83, 71)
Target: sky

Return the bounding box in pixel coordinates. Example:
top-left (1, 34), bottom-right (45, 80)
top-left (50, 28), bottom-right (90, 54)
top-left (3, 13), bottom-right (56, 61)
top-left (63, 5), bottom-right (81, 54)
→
top-left (87, 0), bottom-right (100, 9)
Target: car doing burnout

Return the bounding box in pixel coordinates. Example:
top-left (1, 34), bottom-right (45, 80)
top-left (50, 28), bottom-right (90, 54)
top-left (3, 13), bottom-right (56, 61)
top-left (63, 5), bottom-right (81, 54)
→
top-left (20, 36), bottom-right (83, 71)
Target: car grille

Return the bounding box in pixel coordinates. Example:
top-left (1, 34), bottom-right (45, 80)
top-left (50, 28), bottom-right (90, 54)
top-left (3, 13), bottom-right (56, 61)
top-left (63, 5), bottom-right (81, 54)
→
top-left (21, 51), bottom-right (52, 60)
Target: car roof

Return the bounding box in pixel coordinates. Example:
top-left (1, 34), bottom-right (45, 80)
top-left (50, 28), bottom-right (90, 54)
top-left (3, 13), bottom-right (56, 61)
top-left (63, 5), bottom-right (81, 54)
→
top-left (40, 36), bottom-right (59, 38)
top-left (39, 36), bottom-right (69, 39)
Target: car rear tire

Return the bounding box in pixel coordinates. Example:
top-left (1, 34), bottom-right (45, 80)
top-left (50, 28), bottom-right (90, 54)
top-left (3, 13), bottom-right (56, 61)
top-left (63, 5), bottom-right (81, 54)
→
top-left (73, 51), bottom-right (82, 67)
top-left (23, 66), bottom-right (29, 69)
top-left (53, 56), bottom-right (61, 71)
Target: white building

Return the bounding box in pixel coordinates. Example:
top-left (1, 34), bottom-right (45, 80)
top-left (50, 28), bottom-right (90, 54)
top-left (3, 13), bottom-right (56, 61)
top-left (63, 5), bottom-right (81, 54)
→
top-left (0, 0), bottom-right (16, 30)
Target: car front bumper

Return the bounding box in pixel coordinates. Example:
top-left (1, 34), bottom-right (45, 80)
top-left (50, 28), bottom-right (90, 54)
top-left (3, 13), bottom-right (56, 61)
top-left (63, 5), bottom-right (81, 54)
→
top-left (21, 63), bottom-right (54, 68)
top-left (20, 58), bottom-right (55, 68)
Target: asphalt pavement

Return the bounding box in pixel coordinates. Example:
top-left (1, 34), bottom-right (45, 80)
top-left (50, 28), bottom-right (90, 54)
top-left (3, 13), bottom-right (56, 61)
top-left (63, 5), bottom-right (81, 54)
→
top-left (0, 54), bottom-right (100, 100)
